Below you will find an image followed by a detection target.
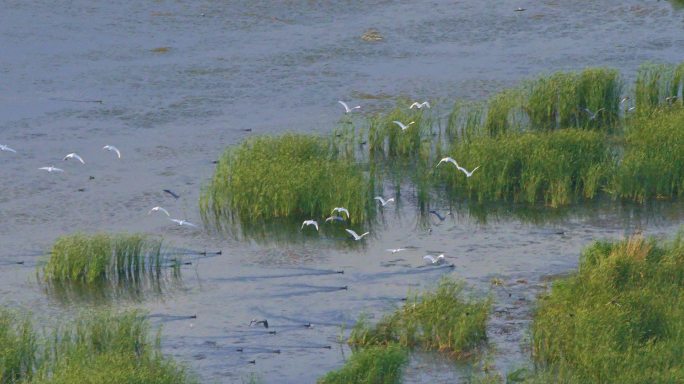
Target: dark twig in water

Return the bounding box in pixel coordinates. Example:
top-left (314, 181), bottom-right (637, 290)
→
top-left (163, 189), bottom-right (180, 199)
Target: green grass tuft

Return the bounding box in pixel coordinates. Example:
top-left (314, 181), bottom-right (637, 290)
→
top-left (317, 345), bottom-right (407, 384)
top-left (349, 279), bottom-right (490, 359)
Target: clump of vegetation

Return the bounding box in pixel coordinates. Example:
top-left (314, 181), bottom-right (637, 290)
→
top-left (634, 62), bottom-right (682, 111)
top-left (530, 232), bottom-right (684, 383)
top-left (614, 108), bottom-right (684, 202)
top-left (0, 309), bottom-right (196, 384)
top-left (349, 279), bottom-right (490, 359)
top-left (439, 129), bottom-right (612, 207)
top-left (367, 107), bottom-right (434, 161)
top-left (200, 134), bottom-right (371, 233)
top-left (317, 345), bottom-right (407, 384)
top-left (41, 233), bottom-right (173, 286)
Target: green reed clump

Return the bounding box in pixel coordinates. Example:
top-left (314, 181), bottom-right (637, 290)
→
top-left (0, 310), bottom-right (36, 384)
top-left (440, 129), bottom-right (612, 207)
top-left (530, 232), bottom-right (684, 383)
top-left (0, 309), bottom-right (196, 384)
top-left (524, 68), bottom-right (621, 132)
top-left (634, 62), bottom-right (681, 111)
top-left (484, 88), bottom-right (525, 137)
top-left (446, 101), bottom-right (485, 144)
top-left (349, 279), bottom-right (490, 359)
top-left (367, 107), bottom-right (433, 161)
top-left (317, 345), bottom-right (407, 384)
top-left (42, 233), bottom-right (169, 285)
top-left (200, 134), bottom-right (370, 231)
top-left (613, 108), bottom-right (684, 202)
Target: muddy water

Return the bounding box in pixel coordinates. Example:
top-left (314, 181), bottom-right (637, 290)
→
top-left (2, 1), bottom-right (684, 383)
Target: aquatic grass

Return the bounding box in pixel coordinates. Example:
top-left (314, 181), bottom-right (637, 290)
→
top-left (484, 88), bottom-right (525, 136)
top-left (439, 129), bottom-right (612, 207)
top-left (530, 232), bottom-right (684, 383)
top-left (200, 134), bottom-right (371, 234)
top-left (634, 62), bottom-right (681, 111)
top-left (0, 309), bottom-right (196, 384)
top-left (0, 310), bottom-right (36, 384)
top-left (41, 233), bottom-right (172, 286)
top-left (367, 107), bottom-right (433, 161)
top-left (446, 101), bottom-right (485, 144)
top-left (613, 108), bottom-right (684, 202)
top-left (317, 345), bottom-right (407, 384)
top-left (348, 279), bottom-right (490, 359)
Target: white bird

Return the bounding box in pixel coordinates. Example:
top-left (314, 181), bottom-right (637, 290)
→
top-left (338, 100), bottom-right (360, 113)
top-left (0, 144), bottom-right (16, 153)
top-left (409, 101), bottom-right (430, 109)
top-left (620, 97), bottom-right (630, 104)
top-left (170, 219), bottom-right (198, 227)
top-left (331, 207), bottom-right (350, 219)
top-left (514, 7), bottom-right (526, 12)
top-left (63, 153), bottom-right (85, 164)
top-left (345, 229), bottom-right (369, 241)
top-left (456, 164), bottom-right (480, 177)
top-left (102, 145), bottom-right (121, 159)
top-left (627, 106), bottom-right (636, 112)
top-left (301, 220), bottom-right (319, 231)
top-left (148, 206), bottom-right (170, 216)
top-left (392, 120), bottom-right (415, 131)
top-left (39, 166), bottom-right (64, 173)
top-left (584, 107), bottom-right (605, 120)
top-left (423, 254), bottom-right (445, 265)
top-left (386, 248), bottom-right (406, 253)
top-left (436, 157), bottom-right (459, 168)
top-left (374, 196), bottom-right (394, 206)
top-left (325, 215), bottom-right (345, 223)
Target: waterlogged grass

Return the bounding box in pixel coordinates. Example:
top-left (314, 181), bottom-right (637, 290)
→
top-left (0, 309), bottom-right (196, 384)
top-left (367, 107), bottom-right (434, 161)
top-left (349, 279), bottom-right (490, 359)
top-left (317, 345), bottom-right (407, 384)
top-left (634, 62), bottom-right (682, 111)
top-left (614, 107), bottom-right (684, 202)
top-left (200, 134), bottom-right (371, 233)
top-left (42, 233), bottom-right (173, 285)
top-left (439, 129), bottom-right (612, 207)
top-left (529, 233), bottom-right (684, 383)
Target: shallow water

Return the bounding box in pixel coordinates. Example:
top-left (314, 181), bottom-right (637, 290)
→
top-left (2, 1), bottom-right (684, 382)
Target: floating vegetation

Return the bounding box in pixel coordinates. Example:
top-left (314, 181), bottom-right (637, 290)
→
top-left (42, 233), bottom-right (180, 287)
top-left (348, 279), bottom-right (490, 359)
top-left (200, 134), bottom-right (372, 235)
top-left (361, 28), bottom-right (383, 42)
top-left (529, 232), bottom-right (684, 383)
top-left (614, 108), bottom-right (684, 202)
top-left (0, 309), bottom-right (196, 384)
top-left (317, 345), bottom-right (407, 384)
top-left (439, 129), bottom-right (612, 207)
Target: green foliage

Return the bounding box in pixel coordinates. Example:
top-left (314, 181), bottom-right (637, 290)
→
top-left (0, 309), bottom-right (196, 384)
top-left (530, 232), bottom-right (684, 383)
top-left (613, 108), bottom-right (684, 202)
top-left (634, 62), bottom-right (682, 112)
top-left (439, 129), bottom-right (612, 207)
top-left (484, 88), bottom-right (524, 137)
top-left (42, 233), bottom-right (171, 285)
top-left (200, 133), bottom-right (370, 233)
top-left (349, 279), bottom-right (490, 359)
top-left (317, 345), bottom-right (407, 384)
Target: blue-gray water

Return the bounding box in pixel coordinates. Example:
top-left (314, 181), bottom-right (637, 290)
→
top-left (1, 1), bottom-right (684, 382)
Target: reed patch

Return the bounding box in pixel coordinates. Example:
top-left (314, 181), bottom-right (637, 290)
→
top-left (317, 345), bottom-right (407, 384)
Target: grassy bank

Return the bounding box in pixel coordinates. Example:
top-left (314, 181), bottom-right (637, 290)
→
top-left (528, 232), bottom-right (684, 383)
top-left (0, 309), bottom-right (196, 384)
top-left (349, 279), bottom-right (490, 359)
top-left (41, 233), bottom-right (175, 286)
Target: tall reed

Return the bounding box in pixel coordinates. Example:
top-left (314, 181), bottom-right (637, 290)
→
top-left (530, 232), bottom-right (684, 383)
top-left (0, 310), bottom-right (36, 384)
top-left (317, 345), bottom-right (407, 384)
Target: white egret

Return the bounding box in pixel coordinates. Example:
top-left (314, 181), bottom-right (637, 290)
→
top-left (170, 219), bottom-right (198, 227)
top-left (103, 145), bottom-right (121, 159)
top-left (345, 229), bottom-right (369, 241)
top-left (392, 120), bottom-right (415, 131)
top-left (39, 166), bottom-right (64, 173)
top-left (0, 144), bottom-right (16, 153)
top-left (331, 207), bottom-right (350, 219)
top-left (374, 196), bottom-right (394, 206)
top-left (409, 101), bottom-right (430, 109)
top-left (456, 164), bottom-right (480, 177)
top-left (63, 153), bottom-right (85, 164)
top-left (338, 100), bottom-right (360, 113)
top-left (423, 254), bottom-right (445, 265)
top-left (301, 220), bottom-right (319, 231)
top-left (148, 206), bottom-right (171, 216)
top-left (436, 157), bottom-right (459, 168)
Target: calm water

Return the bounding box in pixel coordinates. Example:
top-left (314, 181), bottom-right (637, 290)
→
top-left (1, 1), bottom-right (684, 382)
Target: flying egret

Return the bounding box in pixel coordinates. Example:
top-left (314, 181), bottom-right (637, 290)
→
top-left (386, 248), bottom-right (407, 253)
top-left (584, 107), bottom-right (605, 120)
top-left (170, 218), bottom-right (198, 227)
top-left (102, 145), bottom-right (121, 159)
top-left (325, 215), bottom-right (345, 223)
top-left (345, 229), bottom-right (369, 241)
top-left (301, 220), bottom-right (319, 231)
top-left (63, 153), bottom-right (85, 164)
top-left (148, 206), bottom-right (170, 216)
top-left (456, 164), bottom-right (480, 177)
top-left (374, 196), bottom-right (394, 206)
top-left (436, 157), bottom-right (459, 168)
top-left (409, 101), bottom-right (430, 109)
top-left (0, 144), bottom-right (16, 153)
top-left (39, 166), bottom-right (64, 173)
top-left (620, 96), bottom-right (630, 104)
top-left (423, 254), bottom-right (445, 265)
top-left (338, 100), bottom-right (360, 113)
top-left (392, 121), bottom-right (415, 131)
top-left (249, 319), bottom-right (269, 329)
top-left (331, 207), bottom-right (350, 219)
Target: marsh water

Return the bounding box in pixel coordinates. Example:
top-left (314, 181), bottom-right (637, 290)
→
top-left (2, 1), bottom-right (684, 382)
